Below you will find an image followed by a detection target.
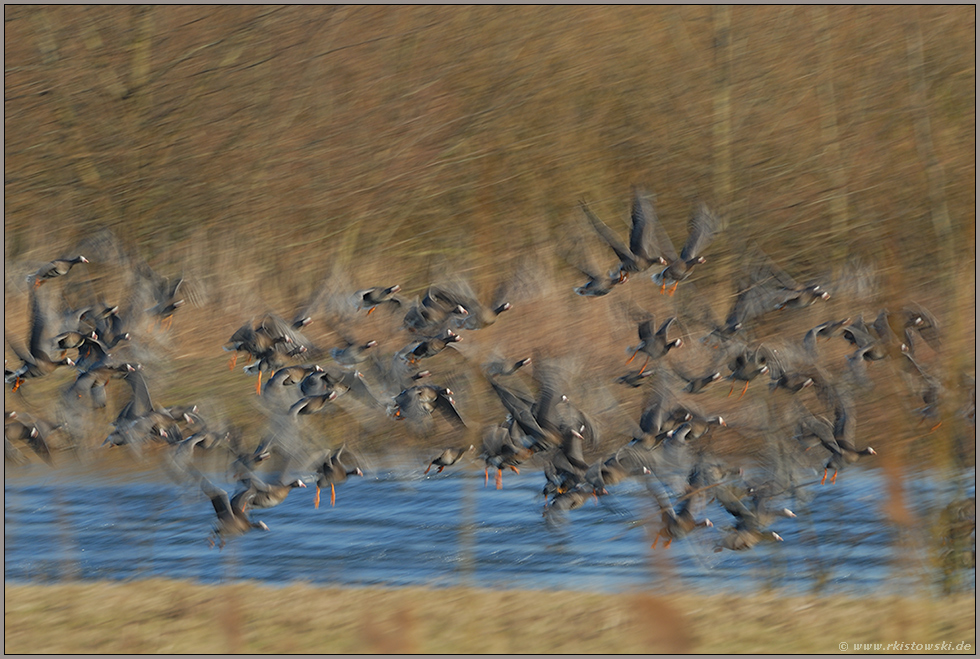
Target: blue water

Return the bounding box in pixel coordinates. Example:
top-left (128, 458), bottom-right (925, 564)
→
top-left (3, 462), bottom-right (974, 596)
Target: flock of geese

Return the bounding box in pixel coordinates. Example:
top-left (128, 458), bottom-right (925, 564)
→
top-left (4, 188), bottom-right (973, 558)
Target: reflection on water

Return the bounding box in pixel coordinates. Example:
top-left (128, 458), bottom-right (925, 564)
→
top-left (4, 463), bottom-right (974, 596)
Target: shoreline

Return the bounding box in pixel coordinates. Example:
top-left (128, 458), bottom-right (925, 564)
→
top-left (5, 578), bottom-right (976, 654)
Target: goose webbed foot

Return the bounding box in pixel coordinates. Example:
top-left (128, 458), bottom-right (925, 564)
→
top-left (738, 381), bottom-right (749, 399)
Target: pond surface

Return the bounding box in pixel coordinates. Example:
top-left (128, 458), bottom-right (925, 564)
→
top-left (4, 460), bottom-right (974, 596)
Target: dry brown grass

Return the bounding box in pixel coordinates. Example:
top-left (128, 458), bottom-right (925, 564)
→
top-left (4, 580), bottom-right (976, 654)
top-left (5, 7), bottom-right (974, 290)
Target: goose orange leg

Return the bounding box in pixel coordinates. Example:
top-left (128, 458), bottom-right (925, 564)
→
top-left (314, 485), bottom-right (321, 509)
top-left (830, 470), bottom-right (838, 485)
top-left (738, 381), bottom-right (750, 399)
top-left (11, 377), bottom-right (23, 393)
top-left (484, 467), bottom-right (489, 487)
top-left (663, 537), bottom-right (673, 549)
top-left (651, 530), bottom-right (662, 549)
top-left (728, 381), bottom-right (736, 397)
top-left (331, 483), bottom-right (336, 507)
top-left (668, 282), bottom-right (678, 296)
top-left (495, 469), bottom-right (503, 490)
top-left (228, 354), bottom-right (238, 371)
top-left (255, 371), bottom-right (262, 395)
top-left (820, 469), bottom-right (828, 485)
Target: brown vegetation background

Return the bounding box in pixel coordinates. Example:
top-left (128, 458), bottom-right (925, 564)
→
top-left (4, 6), bottom-right (975, 464)
top-left (3, 8), bottom-right (977, 654)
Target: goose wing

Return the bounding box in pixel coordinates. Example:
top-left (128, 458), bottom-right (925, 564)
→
top-left (580, 200), bottom-right (635, 265)
top-left (679, 202), bottom-right (720, 262)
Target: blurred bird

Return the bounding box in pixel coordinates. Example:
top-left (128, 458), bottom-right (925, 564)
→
top-left (294, 366), bottom-right (381, 415)
top-left (139, 264), bottom-right (186, 332)
top-left (586, 446), bottom-right (652, 495)
top-left (650, 488), bottom-right (713, 550)
top-left (557, 224), bottom-right (626, 297)
top-left (430, 277), bottom-right (514, 331)
top-left (797, 391), bottom-right (876, 485)
top-left (199, 471), bottom-right (270, 549)
top-left (331, 339), bottom-right (379, 367)
top-left (354, 285), bottom-right (405, 315)
top-left (30, 255), bottom-right (89, 287)
top-left (66, 361), bottom-right (141, 409)
top-left (672, 364), bottom-right (724, 395)
top-left (305, 444), bottom-right (364, 508)
top-left (580, 188), bottom-right (667, 283)
top-left (6, 282), bottom-right (76, 390)
top-left (711, 478), bottom-right (796, 552)
top-left (224, 313), bottom-right (315, 393)
top-left (4, 410), bottom-right (56, 465)
top-left (402, 287), bottom-right (469, 335)
top-left (425, 444), bottom-right (475, 475)
top-left (651, 201), bottom-right (720, 296)
top-left (626, 316), bottom-right (683, 373)
top-left (390, 383), bottom-right (466, 431)
top-left (231, 473), bottom-right (307, 511)
top-left (725, 343), bottom-right (772, 399)
top-left (399, 329), bottom-right (461, 365)
top-left (480, 420), bottom-right (534, 489)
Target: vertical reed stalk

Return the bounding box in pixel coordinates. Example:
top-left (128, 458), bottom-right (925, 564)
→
top-left (34, 9), bottom-right (115, 234)
top-left (905, 11), bottom-right (967, 472)
top-left (712, 5), bottom-right (733, 215)
top-left (811, 6), bottom-right (851, 264)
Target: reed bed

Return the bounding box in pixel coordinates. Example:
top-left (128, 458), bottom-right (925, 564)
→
top-left (5, 7), bottom-right (973, 460)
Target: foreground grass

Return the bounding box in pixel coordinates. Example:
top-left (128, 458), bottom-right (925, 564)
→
top-left (4, 580), bottom-right (975, 654)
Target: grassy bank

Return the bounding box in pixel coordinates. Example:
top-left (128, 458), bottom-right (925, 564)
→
top-left (4, 580), bottom-right (975, 654)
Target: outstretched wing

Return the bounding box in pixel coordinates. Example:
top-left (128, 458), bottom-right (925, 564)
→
top-left (115, 368), bottom-right (155, 423)
top-left (680, 202), bottom-right (719, 262)
top-left (580, 200), bottom-right (634, 265)
top-left (433, 391), bottom-right (467, 429)
top-left (630, 188), bottom-right (676, 263)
